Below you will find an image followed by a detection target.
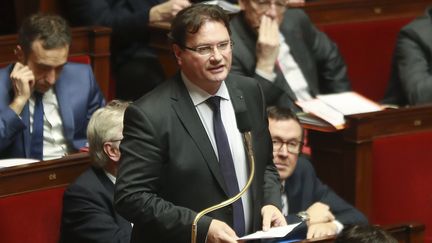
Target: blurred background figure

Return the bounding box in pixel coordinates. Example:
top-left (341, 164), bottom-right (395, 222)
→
top-left (64, 0), bottom-right (192, 101)
top-left (383, 6), bottom-right (432, 106)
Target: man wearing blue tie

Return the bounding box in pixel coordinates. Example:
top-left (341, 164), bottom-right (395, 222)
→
top-left (0, 14), bottom-right (105, 160)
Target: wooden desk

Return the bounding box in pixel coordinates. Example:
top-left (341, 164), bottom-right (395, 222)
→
top-left (0, 26), bottom-right (112, 99)
top-left (0, 152), bottom-right (92, 197)
top-left (304, 0), bottom-right (431, 24)
top-left (307, 105), bottom-right (432, 218)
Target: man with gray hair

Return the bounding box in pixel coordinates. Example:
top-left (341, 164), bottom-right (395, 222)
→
top-left (0, 13), bottom-right (105, 160)
top-left (60, 100), bottom-right (131, 243)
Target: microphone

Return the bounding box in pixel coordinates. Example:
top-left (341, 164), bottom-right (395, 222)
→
top-left (191, 94), bottom-right (255, 243)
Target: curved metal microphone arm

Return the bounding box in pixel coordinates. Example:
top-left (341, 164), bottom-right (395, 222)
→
top-left (191, 131), bottom-right (255, 243)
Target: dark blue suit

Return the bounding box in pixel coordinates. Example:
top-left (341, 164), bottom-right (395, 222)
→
top-left (60, 166), bottom-right (132, 243)
top-left (0, 63), bottom-right (105, 159)
top-left (282, 156), bottom-right (367, 239)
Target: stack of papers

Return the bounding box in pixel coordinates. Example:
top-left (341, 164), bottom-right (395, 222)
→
top-left (296, 92), bottom-right (383, 129)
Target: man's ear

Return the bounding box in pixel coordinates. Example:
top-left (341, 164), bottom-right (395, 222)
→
top-left (172, 44), bottom-right (183, 66)
top-left (103, 142), bottom-right (121, 162)
top-left (15, 45), bottom-right (25, 63)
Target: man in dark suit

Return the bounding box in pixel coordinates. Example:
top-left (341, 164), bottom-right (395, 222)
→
top-left (64, 0), bottom-right (191, 100)
top-left (230, 0), bottom-right (350, 110)
top-left (0, 14), bottom-right (105, 160)
top-left (267, 106), bottom-right (367, 239)
top-left (383, 7), bottom-right (432, 106)
top-left (60, 100), bottom-right (132, 243)
top-left (114, 4), bottom-right (286, 243)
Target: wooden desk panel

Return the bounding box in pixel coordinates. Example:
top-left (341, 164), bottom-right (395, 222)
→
top-left (307, 105), bottom-right (432, 218)
top-left (304, 0), bottom-right (431, 24)
top-left (0, 152), bottom-right (91, 197)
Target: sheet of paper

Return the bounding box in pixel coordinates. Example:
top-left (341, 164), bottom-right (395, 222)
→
top-left (0, 158), bottom-right (40, 168)
top-left (239, 222), bottom-right (301, 240)
top-left (296, 98), bottom-right (345, 128)
top-left (317, 92), bottom-right (383, 115)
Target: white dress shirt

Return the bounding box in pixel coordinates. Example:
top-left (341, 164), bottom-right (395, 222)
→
top-left (182, 73), bottom-right (252, 233)
top-left (29, 88), bottom-right (73, 160)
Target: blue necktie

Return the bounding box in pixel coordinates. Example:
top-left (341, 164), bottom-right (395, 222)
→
top-left (30, 92), bottom-right (44, 160)
top-left (207, 96), bottom-right (245, 236)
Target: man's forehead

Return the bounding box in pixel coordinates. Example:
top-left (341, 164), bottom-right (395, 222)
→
top-left (29, 40), bottom-right (69, 65)
top-left (185, 21), bottom-right (230, 43)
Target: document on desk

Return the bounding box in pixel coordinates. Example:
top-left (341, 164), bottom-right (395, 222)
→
top-left (239, 222), bottom-right (301, 240)
top-left (0, 158), bottom-right (40, 168)
top-left (296, 91), bottom-right (383, 129)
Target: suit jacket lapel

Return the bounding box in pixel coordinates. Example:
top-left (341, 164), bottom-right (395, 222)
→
top-left (55, 77), bottom-right (74, 142)
top-left (170, 74), bottom-right (229, 195)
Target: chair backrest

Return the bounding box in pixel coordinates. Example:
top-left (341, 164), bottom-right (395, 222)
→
top-left (0, 187), bottom-right (66, 243)
top-left (318, 17), bottom-right (413, 101)
top-left (0, 26), bottom-right (111, 99)
top-left (372, 131), bottom-right (432, 242)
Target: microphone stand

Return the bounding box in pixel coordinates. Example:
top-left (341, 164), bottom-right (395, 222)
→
top-left (191, 131), bottom-right (255, 243)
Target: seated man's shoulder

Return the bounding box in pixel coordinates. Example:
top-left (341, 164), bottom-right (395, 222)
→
top-left (67, 167), bottom-right (103, 189)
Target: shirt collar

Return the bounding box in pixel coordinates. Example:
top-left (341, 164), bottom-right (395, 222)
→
top-left (181, 72), bottom-right (230, 107)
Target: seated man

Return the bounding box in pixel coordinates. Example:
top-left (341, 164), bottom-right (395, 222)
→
top-left (383, 7), bottom-right (432, 106)
top-left (231, 0), bottom-right (351, 110)
top-left (60, 100), bottom-right (131, 243)
top-left (267, 106), bottom-right (367, 239)
top-left (0, 14), bottom-right (105, 160)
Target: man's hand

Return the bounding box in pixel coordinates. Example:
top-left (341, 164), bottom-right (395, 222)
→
top-left (256, 15), bottom-right (280, 76)
top-left (149, 0), bottom-right (191, 23)
top-left (261, 205), bottom-right (287, 231)
top-left (306, 222), bottom-right (338, 239)
top-left (206, 219), bottom-right (238, 243)
top-left (9, 62), bottom-right (35, 115)
top-left (306, 202), bottom-right (335, 225)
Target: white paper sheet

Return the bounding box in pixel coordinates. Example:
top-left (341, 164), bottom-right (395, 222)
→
top-left (0, 158), bottom-right (40, 168)
top-left (238, 222), bottom-right (301, 240)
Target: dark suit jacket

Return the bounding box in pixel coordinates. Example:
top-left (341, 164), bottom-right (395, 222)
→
top-left (383, 7), bottom-right (432, 106)
top-left (0, 63), bottom-right (105, 159)
top-left (60, 166), bottom-right (132, 243)
top-left (64, 0), bottom-right (161, 66)
top-left (284, 156), bottom-right (367, 232)
top-left (114, 73), bottom-right (282, 243)
top-left (230, 10), bottom-right (351, 110)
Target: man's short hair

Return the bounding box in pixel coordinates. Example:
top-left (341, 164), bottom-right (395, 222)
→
top-left (267, 106), bottom-right (300, 123)
top-left (335, 225), bottom-right (397, 243)
top-left (87, 100), bottom-right (130, 168)
top-left (18, 13), bottom-right (71, 55)
top-left (267, 106), bottom-right (304, 140)
top-left (168, 4), bottom-right (231, 47)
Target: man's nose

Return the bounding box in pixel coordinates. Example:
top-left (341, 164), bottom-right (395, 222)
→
top-left (45, 69), bottom-right (56, 84)
top-left (209, 47), bottom-right (223, 62)
top-left (265, 3), bottom-right (278, 19)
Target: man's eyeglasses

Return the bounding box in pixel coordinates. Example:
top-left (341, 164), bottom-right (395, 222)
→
top-left (251, 0), bottom-right (287, 11)
top-left (182, 40), bottom-right (233, 56)
top-left (272, 139), bottom-right (303, 154)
